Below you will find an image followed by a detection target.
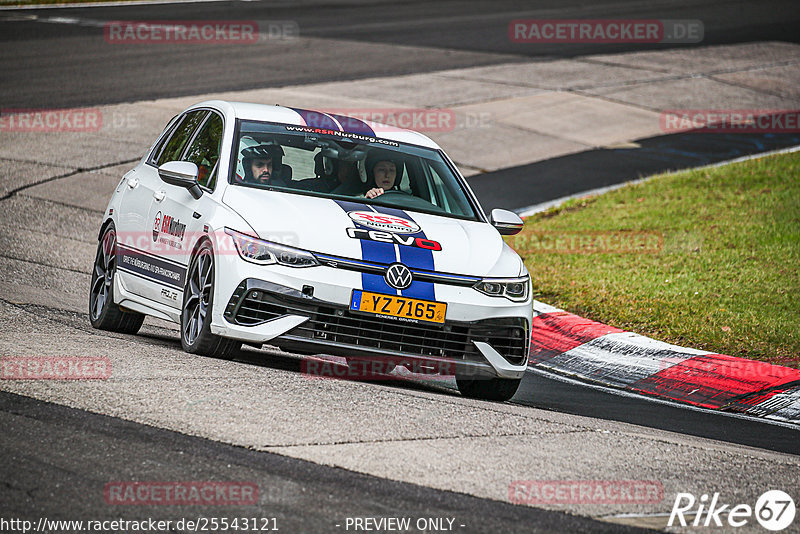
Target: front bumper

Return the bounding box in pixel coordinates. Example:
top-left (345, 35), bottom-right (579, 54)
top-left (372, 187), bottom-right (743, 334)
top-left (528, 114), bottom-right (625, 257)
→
top-left (213, 278), bottom-right (530, 379)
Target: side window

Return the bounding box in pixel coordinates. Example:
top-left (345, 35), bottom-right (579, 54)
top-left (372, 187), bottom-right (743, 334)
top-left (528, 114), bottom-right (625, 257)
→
top-left (149, 115), bottom-right (179, 164)
top-left (428, 164), bottom-right (449, 210)
top-left (425, 160), bottom-right (471, 216)
top-left (183, 112), bottom-right (223, 189)
top-left (156, 110), bottom-right (208, 166)
top-left (398, 164), bottom-right (411, 193)
top-left (282, 145), bottom-right (316, 181)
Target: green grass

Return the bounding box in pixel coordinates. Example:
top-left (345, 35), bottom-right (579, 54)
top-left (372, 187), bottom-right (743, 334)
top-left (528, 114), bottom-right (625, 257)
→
top-left (507, 151), bottom-right (800, 364)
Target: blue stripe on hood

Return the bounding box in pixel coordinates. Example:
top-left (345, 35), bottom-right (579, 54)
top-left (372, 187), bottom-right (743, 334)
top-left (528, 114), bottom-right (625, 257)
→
top-left (369, 206), bottom-right (436, 301)
top-left (334, 200), bottom-right (397, 294)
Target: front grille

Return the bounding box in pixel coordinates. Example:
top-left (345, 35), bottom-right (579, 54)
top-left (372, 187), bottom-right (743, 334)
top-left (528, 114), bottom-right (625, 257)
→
top-left (225, 280), bottom-right (528, 364)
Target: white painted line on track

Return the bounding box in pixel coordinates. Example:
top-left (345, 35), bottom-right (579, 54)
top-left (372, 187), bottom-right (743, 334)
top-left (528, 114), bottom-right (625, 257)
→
top-left (516, 143), bottom-right (800, 217)
top-left (0, 0), bottom-right (230, 10)
top-left (525, 365), bottom-right (800, 431)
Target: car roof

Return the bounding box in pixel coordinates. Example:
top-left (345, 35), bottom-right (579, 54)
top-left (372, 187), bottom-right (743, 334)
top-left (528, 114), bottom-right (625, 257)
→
top-left (190, 100), bottom-right (443, 150)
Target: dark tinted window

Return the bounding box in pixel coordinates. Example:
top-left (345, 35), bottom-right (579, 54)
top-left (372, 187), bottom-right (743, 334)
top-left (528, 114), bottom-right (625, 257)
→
top-left (156, 110), bottom-right (208, 166)
top-left (230, 120), bottom-right (478, 220)
top-left (149, 115), bottom-right (179, 164)
top-left (184, 112), bottom-right (223, 189)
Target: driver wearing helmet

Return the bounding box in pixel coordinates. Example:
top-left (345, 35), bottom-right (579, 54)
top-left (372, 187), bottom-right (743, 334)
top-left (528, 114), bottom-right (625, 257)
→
top-left (364, 150), bottom-right (405, 199)
top-left (239, 139), bottom-right (288, 187)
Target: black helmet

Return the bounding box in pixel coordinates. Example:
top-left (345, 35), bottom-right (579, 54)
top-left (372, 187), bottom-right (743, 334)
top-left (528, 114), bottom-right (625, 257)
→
top-left (365, 149), bottom-right (404, 189)
top-left (314, 151), bottom-right (338, 177)
top-left (242, 143), bottom-right (283, 164)
top-left (240, 139), bottom-right (284, 181)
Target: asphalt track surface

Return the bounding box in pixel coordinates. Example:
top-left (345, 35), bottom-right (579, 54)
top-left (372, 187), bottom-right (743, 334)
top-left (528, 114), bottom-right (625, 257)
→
top-left (1, 0), bottom-right (799, 109)
top-left (2, 1), bottom-right (800, 531)
top-left (1, 391), bottom-right (654, 534)
top-left (210, 343), bottom-right (800, 456)
top-left (517, 371), bottom-right (800, 456)
top-left (469, 129), bottom-right (800, 212)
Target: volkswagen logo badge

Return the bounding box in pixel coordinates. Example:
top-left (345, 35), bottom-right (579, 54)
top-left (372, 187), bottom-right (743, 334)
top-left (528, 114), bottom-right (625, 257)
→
top-left (385, 263), bottom-right (413, 290)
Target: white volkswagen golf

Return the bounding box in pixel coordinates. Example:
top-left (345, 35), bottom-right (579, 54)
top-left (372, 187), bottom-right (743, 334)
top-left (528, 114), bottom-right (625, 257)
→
top-left (90, 101), bottom-right (531, 401)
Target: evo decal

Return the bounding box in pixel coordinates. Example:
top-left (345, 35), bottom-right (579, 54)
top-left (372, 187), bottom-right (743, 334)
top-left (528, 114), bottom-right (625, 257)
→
top-left (346, 227), bottom-right (442, 251)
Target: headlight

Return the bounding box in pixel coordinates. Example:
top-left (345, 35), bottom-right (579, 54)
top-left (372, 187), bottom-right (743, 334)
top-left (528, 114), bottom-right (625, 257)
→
top-left (473, 275), bottom-right (530, 302)
top-left (224, 228), bottom-right (319, 268)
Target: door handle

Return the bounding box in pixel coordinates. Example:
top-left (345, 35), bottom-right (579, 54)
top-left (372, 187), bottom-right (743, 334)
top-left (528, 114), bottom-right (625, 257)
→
top-left (126, 177), bottom-right (139, 189)
top-left (153, 191), bottom-right (166, 202)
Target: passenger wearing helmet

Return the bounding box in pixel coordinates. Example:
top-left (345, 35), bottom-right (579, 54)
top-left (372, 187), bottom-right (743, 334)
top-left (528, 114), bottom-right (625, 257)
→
top-left (295, 153), bottom-right (362, 195)
top-left (239, 139), bottom-right (289, 187)
top-left (364, 150), bottom-right (405, 199)
top-left (331, 160), bottom-right (362, 195)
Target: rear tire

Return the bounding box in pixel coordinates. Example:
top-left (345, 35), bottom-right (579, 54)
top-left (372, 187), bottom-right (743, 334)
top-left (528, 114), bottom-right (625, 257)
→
top-left (180, 240), bottom-right (240, 358)
top-left (89, 223), bottom-right (145, 334)
top-left (456, 375), bottom-right (522, 402)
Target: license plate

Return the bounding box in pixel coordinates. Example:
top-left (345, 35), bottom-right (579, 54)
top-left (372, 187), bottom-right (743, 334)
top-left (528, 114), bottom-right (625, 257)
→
top-left (350, 290), bottom-right (446, 324)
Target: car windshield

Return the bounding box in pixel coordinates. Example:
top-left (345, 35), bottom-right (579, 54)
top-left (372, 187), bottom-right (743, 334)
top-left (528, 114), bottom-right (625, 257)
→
top-left (229, 120), bottom-right (479, 220)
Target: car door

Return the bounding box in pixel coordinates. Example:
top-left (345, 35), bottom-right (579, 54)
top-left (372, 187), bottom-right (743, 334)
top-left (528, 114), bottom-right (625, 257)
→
top-left (116, 109), bottom-right (208, 304)
top-left (146, 110), bottom-right (224, 309)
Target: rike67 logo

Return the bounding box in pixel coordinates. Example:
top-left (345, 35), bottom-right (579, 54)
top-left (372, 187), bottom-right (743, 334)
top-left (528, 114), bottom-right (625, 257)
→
top-left (669, 490), bottom-right (795, 530)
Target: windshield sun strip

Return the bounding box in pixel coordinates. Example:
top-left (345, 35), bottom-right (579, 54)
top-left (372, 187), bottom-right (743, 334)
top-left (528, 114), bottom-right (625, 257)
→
top-left (228, 118), bottom-right (481, 221)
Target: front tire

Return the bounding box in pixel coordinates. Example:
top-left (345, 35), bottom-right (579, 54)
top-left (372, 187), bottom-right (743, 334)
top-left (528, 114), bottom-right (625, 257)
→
top-left (180, 241), bottom-right (240, 358)
top-left (89, 223), bottom-right (145, 334)
top-left (456, 375), bottom-right (522, 402)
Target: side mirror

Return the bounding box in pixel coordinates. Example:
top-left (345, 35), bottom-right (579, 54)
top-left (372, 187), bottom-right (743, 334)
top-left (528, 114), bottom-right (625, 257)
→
top-left (158, 161), bottom-right (202, 199)
top-left (490, 208), bottom-right (524, 236)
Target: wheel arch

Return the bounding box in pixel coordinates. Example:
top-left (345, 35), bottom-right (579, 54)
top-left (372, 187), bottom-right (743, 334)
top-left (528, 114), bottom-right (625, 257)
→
top-left (188, 233), bottom-right (214, 264)
top-left (185, 234), bottom-right (217, 300)
top-left (97, 217), bottom-right (114, 241)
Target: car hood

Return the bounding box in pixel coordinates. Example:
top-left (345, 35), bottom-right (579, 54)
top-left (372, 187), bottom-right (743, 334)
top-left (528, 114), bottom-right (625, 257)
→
top-left (222, 187), bottom-right (523, 277)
